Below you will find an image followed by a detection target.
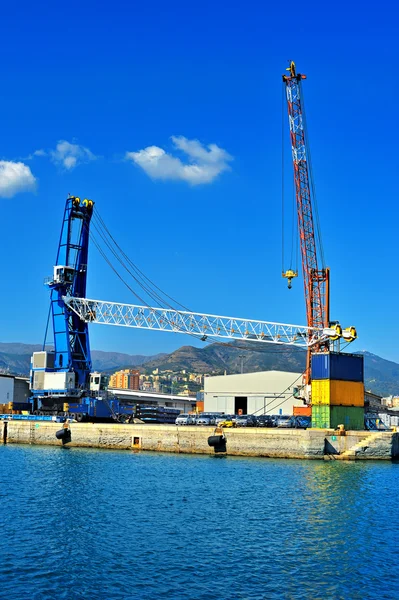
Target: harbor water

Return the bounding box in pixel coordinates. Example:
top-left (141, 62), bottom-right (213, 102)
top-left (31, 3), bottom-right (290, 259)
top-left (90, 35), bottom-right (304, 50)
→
top-left (1, 445), bottom-right (399, 599)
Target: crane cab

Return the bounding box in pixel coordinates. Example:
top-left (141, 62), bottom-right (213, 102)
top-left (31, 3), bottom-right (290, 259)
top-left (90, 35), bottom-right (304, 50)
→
top-left (47, 265), bottom-right (75, 287)
top-left (90, 373), bottom-right (109, 392)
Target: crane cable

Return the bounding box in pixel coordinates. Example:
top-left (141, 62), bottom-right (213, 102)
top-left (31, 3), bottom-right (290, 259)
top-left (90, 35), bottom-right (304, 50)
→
top-left (249, 371), bottom-right (304, 416)
top-left (85, 220), bottom-right (235, 347)
top-left (88, 220), bottom-right (221, 348)
top-left (88, 224), bottom-right (221, 350)
top-left (299, 79), bottom-right (326, 269)
top-left (86, 216), bottom-right (310, 355)
top-left (289, 186), bottom-right (298, 272)
top-left (282, 82), bottom-right (299, 275)
top-left (90, 220), bottom-right (169, 307)
top-left (93, 211), bottom-right (190, 311)
top-left (85, 210), bottom-right (338, 358)
top-left (281, 82), bottom-right (285, 273)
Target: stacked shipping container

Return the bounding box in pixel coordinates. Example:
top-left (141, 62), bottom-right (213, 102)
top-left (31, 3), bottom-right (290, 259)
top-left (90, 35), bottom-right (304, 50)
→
top-left (311, 353), bottom-right (364, 430)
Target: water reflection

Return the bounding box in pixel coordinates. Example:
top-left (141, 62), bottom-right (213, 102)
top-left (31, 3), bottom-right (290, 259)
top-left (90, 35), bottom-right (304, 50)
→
top-left (0, 446), bottom-right (398, 600)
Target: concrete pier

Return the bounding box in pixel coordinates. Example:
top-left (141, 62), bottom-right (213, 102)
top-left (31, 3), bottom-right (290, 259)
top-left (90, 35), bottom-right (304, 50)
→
top-left (2, 421), bottom-right (399, 460)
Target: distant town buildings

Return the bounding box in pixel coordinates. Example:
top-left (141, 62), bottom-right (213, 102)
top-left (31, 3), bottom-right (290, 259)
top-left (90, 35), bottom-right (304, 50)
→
top-left (109, 369), bottom-right (140, 391)
top-left (107, 366), bottom-right (207, 396)
top-left (381, 395), bottom-right (399, 408)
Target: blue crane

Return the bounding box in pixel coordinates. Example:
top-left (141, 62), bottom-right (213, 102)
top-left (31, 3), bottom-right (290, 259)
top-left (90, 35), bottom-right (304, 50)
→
top-left (30, 196), bottom-right (132, 421)
top-left (47, 195), bottom-right (93, 384)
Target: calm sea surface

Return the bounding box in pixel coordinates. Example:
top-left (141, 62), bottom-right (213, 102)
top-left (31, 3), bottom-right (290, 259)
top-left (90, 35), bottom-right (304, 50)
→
top-left (0, 445), bottom-right (398, 600)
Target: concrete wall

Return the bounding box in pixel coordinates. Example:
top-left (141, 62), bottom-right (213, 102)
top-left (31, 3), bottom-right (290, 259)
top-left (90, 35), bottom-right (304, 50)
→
top-left (325, 431), bottom-right (399, 460)
top-left (1, 421), bottom-right (324, 458)
top-left (2, 420), bottom-right (398, 460)
top-left (204, 370), bottom-right (303, 415)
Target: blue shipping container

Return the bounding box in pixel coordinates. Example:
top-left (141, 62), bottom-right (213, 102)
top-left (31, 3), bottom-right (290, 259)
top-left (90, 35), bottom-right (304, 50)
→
top-left (311, 352), bottom-right (364, 382)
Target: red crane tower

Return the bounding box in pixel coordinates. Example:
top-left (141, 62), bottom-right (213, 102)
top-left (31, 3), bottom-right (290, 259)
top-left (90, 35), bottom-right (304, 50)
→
top-left (282, 61), bottom-right (336, 383)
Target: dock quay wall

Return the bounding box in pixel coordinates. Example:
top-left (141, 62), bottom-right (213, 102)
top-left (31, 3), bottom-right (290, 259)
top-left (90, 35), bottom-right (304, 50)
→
top-left (2, 421), bottom-right (399, 460)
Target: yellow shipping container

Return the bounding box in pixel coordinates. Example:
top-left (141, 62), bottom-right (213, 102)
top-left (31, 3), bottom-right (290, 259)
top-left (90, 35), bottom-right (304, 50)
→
top-left (312, 379), bottom-right (364, 407)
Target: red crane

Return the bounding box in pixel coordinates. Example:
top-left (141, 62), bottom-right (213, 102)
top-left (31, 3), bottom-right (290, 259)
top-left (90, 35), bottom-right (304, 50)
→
top-left (282, 61), bottom-right (332, 382)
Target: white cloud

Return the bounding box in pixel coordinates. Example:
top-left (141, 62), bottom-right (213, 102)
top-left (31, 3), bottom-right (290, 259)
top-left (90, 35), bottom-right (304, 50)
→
top-left (33, 149), bottom-right (47, 157)
top-left (126, 136), bottom-right (233, 185)
top-left (50, 140), bottom-right (96, 170)
top-left (0, 161), bottom-right (36, 198)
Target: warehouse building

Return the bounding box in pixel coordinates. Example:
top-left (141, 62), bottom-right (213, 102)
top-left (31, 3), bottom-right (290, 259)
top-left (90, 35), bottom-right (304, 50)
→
top-left (0, 374), bottom-right (30, 404)
top-left (204, 370), bottom-right (305, 416)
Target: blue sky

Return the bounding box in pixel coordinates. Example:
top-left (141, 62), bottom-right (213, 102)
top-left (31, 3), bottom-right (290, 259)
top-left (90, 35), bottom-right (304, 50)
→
top-left (1, 0), bottom-right (398, 362)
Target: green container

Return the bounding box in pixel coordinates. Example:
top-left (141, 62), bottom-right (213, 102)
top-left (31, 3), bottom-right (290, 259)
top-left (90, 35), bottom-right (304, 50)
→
top-left (312, 405), bottom-right (330, 428)
top-left (330, 406), bottom-right (364, 431)
top-left (312, 406), bottom-right (364, 430)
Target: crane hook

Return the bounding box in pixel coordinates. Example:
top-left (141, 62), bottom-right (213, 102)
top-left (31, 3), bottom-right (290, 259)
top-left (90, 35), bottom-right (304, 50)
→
top-left (282, 269), bottom-right (298, 289)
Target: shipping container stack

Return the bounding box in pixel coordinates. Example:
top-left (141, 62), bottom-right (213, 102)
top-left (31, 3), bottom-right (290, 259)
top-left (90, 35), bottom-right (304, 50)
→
top-left (311, 352), bottom-right (364, 430)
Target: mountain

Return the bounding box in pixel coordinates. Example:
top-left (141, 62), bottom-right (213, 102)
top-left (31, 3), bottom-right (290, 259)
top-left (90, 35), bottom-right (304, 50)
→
top-left (360, 351), bottom-right (399, 397)
top-left (137, 343), bottom-right (399, 397)
top-left (0, 343), bottom-right (165, 375)
top-left (91, 350), bottom-right (166, 371)
top-left (0, 343), bottom-right (43, 355)
top-left (141, 342), bottom-right (307, 375)
top-left (0, 341), bottom-right (398, 397)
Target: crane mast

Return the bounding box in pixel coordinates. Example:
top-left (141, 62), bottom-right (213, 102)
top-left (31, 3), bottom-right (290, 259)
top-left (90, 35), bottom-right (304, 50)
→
top-left (282, 61), bottom-right (330, 380)
top-left (46, 196), bottom-right (93, 385)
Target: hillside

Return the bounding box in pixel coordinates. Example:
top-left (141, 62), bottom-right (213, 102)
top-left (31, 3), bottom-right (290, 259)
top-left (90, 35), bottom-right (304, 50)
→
top-left (142, 342), bottom-right (307, 375)
top-left (0, 341), bottom-right (398, 397)
top-left (0, 343), bottom-right (165, 375)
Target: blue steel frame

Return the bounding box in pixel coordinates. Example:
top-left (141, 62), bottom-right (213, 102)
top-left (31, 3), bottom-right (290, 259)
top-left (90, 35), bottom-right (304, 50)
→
top-left (47, 196), bottom-right (94, 389)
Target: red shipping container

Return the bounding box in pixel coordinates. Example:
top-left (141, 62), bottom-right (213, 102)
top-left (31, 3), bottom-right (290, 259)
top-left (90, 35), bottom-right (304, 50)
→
top-left (293, 406), bottom-right (312, 417)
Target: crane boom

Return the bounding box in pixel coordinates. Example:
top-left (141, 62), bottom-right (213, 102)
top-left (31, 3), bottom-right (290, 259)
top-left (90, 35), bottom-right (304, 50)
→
top-left (63, 296), bottom-right (334, 348)
top-left (282, 61), bottom-right (329, 334)
top-left (282, 61), bottom-right (330, 381)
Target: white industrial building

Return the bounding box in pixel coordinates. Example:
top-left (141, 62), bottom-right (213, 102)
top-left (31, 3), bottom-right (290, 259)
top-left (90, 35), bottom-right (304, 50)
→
top-left (0, 374), bottom-right (30, 404)
top-left (204, 370), bottom-right (304, 416)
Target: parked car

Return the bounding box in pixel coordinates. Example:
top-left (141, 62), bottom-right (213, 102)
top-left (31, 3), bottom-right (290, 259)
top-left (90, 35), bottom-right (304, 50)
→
top-left (292, 416), bottom-right (311, 429)
top-left (215, 414), bottom-right (235, 426)
top-left (275, 415), bottom-right (293, 428)
top-left (175, 414), bottom-right (197, 426)
top-left (196, 413), bottom-right (222, 426)
top-left (256, 415), bottom-right (274, 428)
top-left (235, 414), bottom-right (258, 427)
top-left (218, 416), bottom-right (236, 428)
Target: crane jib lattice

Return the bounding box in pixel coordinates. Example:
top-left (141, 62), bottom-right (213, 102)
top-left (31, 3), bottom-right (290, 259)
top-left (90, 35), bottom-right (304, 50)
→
top-left (63, 296), bottom-right (332, 348)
